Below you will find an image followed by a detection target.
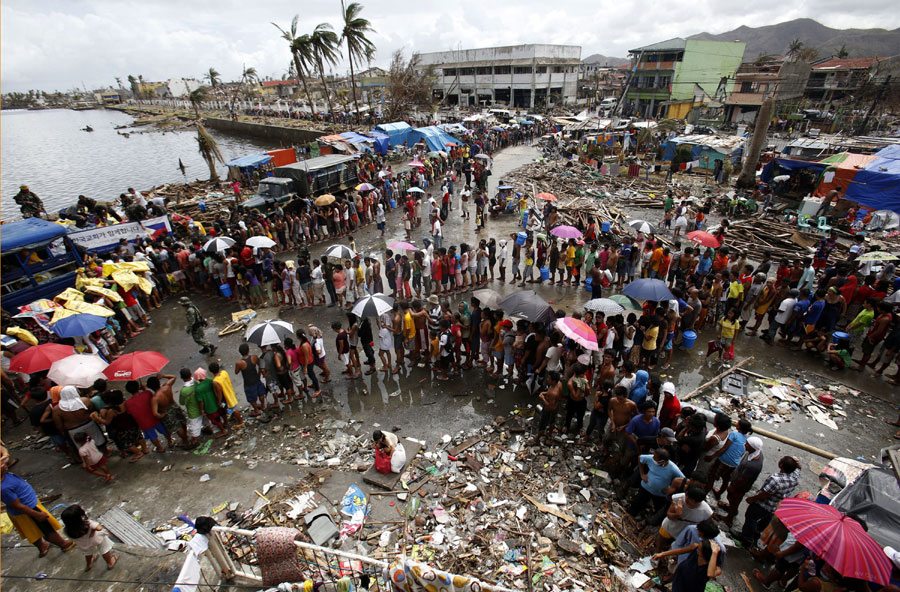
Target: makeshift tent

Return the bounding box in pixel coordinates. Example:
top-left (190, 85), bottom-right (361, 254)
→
top-left (226, 154), bottom-right (273, 182)
top-left (373, 122), bottom-right (412, 148)
top-left (830, 466), bottom-right (900, 549)
top-left (368, 130), bottom-right (390, 155)
top-left (662, 134), bottom-right (745, 169)
top-left (761, 158), bottom-right (829, 184)
top-left (813, 152), bottom-right (878, 198)
top-left (407, 126), bottom-right (459, 153)
top-left (811, 146), bottom-right (900, 214)
top-left (339, 131), bottom-right (375, 152)
top-left (317, 134), bottom-right (356, 155)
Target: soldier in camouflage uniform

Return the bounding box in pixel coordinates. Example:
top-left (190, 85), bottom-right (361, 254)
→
top-left (180, 297), bottom-right (216, 355)
top-left (14, 185), bottom-right (45, 219)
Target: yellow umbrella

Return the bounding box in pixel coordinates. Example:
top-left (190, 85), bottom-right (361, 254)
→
top-left (51, 308), bottom-right (82, 324)
top-left (84, 285), bottom-right (124, 303)
top-left (64, 300), bottom-right (115, 317)
top-left (315, 194), bottom-right (336, 206)
top-left (6, 327), bottom-right (38, 346)
top-left (54, 288), bottom-right (85, 303)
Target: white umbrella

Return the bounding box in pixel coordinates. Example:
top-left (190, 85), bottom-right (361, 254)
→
top-left (856, 251), bottom-right (898, 262)
top-left (474, 154), bottom-right (491, 160)
top-left (407, 187), bottom-right (425, 194)
top-left (351, 293), bottom-right (394, 318)
top-left (629, 220), bottom-right (653, 234)
top-left (584, 298), bottom-right (625, 315)
top-left (472, 288), bottom-right (503, 310)
top-left (48, 354), bottom-right (108, 388)
top-left (324, 245), bottom-right (357, 260)
top-left (203, 236), bottom-right (236, 253)
top-left (245, 320), bottom-right (295, 347)
top-left (246, 236), bottom-right (276, 249)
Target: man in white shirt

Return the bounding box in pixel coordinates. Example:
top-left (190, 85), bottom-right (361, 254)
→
top-left (459, 185), bottom-right (472, 219)
top-left (431, 213), bottom-right (442, 249)
top-left (127, 187), bottom-right (147, 208)
top-left (422, 250), bottom-right (433, 296)
top-left (762, 288), bottom-right (797, 344)
top-left (798, 258), bottom-right (816, 293)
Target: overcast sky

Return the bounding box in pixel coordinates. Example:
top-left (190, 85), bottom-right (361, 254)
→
top-left (3, 0), bottom-right (899, 93)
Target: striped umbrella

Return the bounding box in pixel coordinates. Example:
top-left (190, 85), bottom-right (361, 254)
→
top-left (245, 320), bottom-right (295, 347)
top-left (775, 498), bottom-right (892, 585)
top-left (351, 293), bottom-right (394, 318)
top-left (356, 183), bottom-right (375, 191)
top-left (203, 236), bottom-right (235, 253)
top-left (324, 244), bottom-right (357, 260)
top-left (629, 219), bottom-right (654, 234)
top-left (555, 317), bottom-right (599, 351)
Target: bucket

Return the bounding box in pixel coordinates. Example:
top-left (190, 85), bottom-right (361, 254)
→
top-left (832, 331), bottom-right (850, 344)
top-left (516, 232), bottom-right (527, 246)
top-left (584, 277), bottom-right (593, 292)
top-left (522, 211), bottom-right (529, 229)
top-left (219, 283), bottom-right (232, 298)
top-left (540, 267), bottom-right (550, 280)
top-left (682, 330), bottom-right (697, 349)
top-left (389, 199), bottom-right (397, 209)
top-left (601, 221), bottom-right (611, 232)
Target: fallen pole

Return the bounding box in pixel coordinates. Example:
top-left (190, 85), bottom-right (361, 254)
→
top-left (681, 356), bottom-right (755, 401)
top-left (751, 425), bottom-right (837, 460)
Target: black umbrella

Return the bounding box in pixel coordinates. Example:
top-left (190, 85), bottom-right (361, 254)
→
top-left (351, 293), bottom-right (394, 317)
top-left (498, 290), bottom-right (556, 324)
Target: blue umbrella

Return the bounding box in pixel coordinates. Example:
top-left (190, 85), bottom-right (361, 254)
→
top-left (50, 313), bottom-right (108, 338)
top-left (622, 279), bottom-right (674, 302)
top-left (498, 185), bottom-right (514, 190)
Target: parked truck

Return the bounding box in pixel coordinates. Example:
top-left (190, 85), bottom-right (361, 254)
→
top-left (242, 154), bottom-right (359, 211)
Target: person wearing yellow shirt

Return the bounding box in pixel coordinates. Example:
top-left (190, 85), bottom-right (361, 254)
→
top-left (649, 246), bottom-right (664, 277)
top-left (210, 361), bottom-right (244, 429)
top-left (725, 270), bottom-right (744, 316)
top-left (565, 240), bottom-right (577, 286)
top-left (640, 317), bottom-right (659, 368)
top-left (716, 308), bottom-right (740, 360)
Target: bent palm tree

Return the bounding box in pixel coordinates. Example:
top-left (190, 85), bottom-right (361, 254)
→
top-left (340, 1), bottom-right (376, 124)
top-left (310, 22), bottom-right (340, 124)
top-left (196, 123), bottom-right (224, 183)
top-left (273, 17), bottom-right (317, 115)
top-left (205, 67), bottom-right (221, 89)
top-left (189, 87), bottom-right (208, 119)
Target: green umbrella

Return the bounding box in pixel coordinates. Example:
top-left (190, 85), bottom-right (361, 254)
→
top-left (609, 294), bottom-right (642, 310)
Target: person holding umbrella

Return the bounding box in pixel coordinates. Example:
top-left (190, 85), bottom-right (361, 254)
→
top-left (180, 297), bottom-right (216, 356)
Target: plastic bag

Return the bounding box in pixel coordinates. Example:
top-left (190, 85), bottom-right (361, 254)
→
top-left (374, 448), bottom-right (391, 474)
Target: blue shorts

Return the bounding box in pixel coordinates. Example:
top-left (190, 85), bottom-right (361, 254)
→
top-left (504, 352), bottom-right (514, 366)
top-left (142, 422), bottom-right (167, 441)
top-left (225, 405), bottom-right (237, 416)
top-left (377, 222), bottom-right (386, 231)
top-left (492, 350), bottom-right (503, 360)
top-left (664, 332), bottom-right (675, 351)
top-left (245, 381), bottom-right (266, 404)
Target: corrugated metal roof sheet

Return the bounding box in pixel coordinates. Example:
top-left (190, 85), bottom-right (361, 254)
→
top-left (99, 507), bottom-right (163, 549)
top-left (787, 139), bottom-right (830, 150)
top-left (670, 134), bottom-right (745, 154)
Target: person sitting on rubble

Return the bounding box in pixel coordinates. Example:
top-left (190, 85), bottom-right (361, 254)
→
top-left (373, 430), bottom-right (407, 474)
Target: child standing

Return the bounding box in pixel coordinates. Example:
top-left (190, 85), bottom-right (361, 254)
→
top-left (73, 432), bottom-right (113, 483)
top-left (61, 504), bottom-right (119, 570)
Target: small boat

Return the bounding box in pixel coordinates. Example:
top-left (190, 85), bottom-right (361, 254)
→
top-left (82, 125), bottom-right (94, 132)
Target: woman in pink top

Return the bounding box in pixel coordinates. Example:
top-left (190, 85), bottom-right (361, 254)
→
top-left (332, 267), bottom-right (347, 308)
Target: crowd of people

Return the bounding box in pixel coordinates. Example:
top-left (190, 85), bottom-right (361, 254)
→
top-left (2, 120), bottom-right (899, 591)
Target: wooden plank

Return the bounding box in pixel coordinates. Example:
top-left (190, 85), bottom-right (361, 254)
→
top-left (523, 494), bottom-right (576, 524)
top-left (448, 436), bottom-right (482, 457)
top-left (361, 442), bottom-right (424, 490)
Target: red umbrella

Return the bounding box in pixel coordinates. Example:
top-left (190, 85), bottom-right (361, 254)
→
top-left (103, 351), bottom-right (169, 381)
top-left (775, 498), bottom-right (892, 585)
top-left (9, 343), bottom-right (74, 374)
top-left (686, 230), bottom-right (720, 248)
top-left (536, 192), bottom-right (558, 201)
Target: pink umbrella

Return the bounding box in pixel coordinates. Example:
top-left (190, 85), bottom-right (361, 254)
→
top-left (550, 225), bottom-right (583, 239)
top-left (686, 230), bottom-right (720, 248)
top-left (775, 498), bottom-right (892, 585)
top-left (408, 161), bottom-right (425, 168)
top-left (555, 317), bottom-right (599, 351)
top-left (388, 241), bottom-right (418, 251)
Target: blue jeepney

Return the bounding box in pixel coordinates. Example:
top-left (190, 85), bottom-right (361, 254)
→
top-left (1, 218), bottom-right (84, 313)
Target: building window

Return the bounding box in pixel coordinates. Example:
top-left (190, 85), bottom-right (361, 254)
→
top-left (740, 81), bottom-right (752, 92)
top-left (662, 53), bottom-right (677, 61)
top-left (476, 66), bottom-right (491, 75)
top-left (494, 66), bottom-right (511, 75)
top-left (459, 68), bottom-right (474, 76)
top-left (536, 66), bottom-right (547, 74)
top-left (514, 66), bottom-right (532, 74)
top-left (444, 68), bottom-right (456, 77)
top-left (553, 66), bottom-right (566, 73)
top-left (646, 54), bottom-right (658, 62)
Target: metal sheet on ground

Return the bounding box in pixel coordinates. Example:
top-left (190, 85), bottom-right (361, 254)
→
top-left (98, 506), bottom-right (163, 549)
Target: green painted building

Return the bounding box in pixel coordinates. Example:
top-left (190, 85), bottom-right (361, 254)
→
top-left (624, 38), bottom-right (745, 120)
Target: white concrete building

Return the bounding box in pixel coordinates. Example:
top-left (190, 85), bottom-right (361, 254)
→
top-left (417, 44), bottom-right (581, 109)
top-left (162, 78), bottom-right (203, 98)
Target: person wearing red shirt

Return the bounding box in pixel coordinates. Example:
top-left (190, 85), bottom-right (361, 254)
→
top-left (775, 259), bottom-right (791, 285)
top-left (240, 246), bottom-right (254, 267)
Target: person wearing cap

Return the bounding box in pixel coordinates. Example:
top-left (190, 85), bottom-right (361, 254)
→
top-left (715, 433), bottom-right (764, 524)
top-left (181, 297), bottom-right (216, 355)
top-left (656, 427), bottom-right (679, 458)
top-left (14, 185), bottom-right (45, 219)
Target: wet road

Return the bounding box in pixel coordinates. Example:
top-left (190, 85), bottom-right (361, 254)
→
top-left (3, 143), bottom-right (898, 591)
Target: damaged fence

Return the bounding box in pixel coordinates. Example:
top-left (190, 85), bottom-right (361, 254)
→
top-left (207, 525), bottom-right (518, 592)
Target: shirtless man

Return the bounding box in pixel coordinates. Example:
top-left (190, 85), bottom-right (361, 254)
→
top-left (148, 375), bottom-right (188, 449)
top-left (598, 349), bottom-right (617, 387)
top-left (606, 247), bottom-right (619, 287)
top-left (50, 387), bottom-right (97, 461)
top-left (604, 386), bottom-right (638, 469)
top-left (531, 371), bottom-right (563, 445)
top-left (392, 304), bottom-right (405, 375)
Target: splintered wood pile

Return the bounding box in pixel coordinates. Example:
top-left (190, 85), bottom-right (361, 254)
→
top-left (723, 218), bottom-right (848, 261)
top-left (145, 181), bottom-right (235, 224)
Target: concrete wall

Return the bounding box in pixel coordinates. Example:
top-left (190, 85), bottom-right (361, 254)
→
top-left (672, 40), bottom-right (745, 101)
top-left (204, 118), bottom-right (324, 146)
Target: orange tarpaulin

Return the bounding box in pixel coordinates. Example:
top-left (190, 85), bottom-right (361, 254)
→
top-left (266, 148), bottom-right (297, 167)
top-left (814, 152), bottom-right (878, 198)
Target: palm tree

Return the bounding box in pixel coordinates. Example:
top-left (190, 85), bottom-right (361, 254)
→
top-left (787, 39), bottom-right (803, 60)
top-left (310, 22), bottom-right (340, 124)
top-left (205, 67), bottom-right (221, 89)
top-left (127, 74), bottom-right (139, 99)
top-left (196, 123), bottom-right (224, 183)
top-left (273, 17), bottom-right (317, 115)
top-left (115, 77), bottom-right (123, 89)
top-left (138, 74), bottom-right (146, 98)
top-left (339, 1), bottom-right (376, 124)
top-left (189, 87), bottom-right (209, 118)
top-left (836, 44), bottom-right (849, 59)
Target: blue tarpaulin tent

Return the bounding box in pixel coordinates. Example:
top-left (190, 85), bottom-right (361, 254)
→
top-left (339, 131), bottom-right (375, 152)
top-left (368, 130), bottom-right (390, 155)
top-left (843, 146), bottom-right (900, 214)
top-left (226, 154), bottom-right (272, 168)
top-left (373, 122), bottom-right (412, 148)
top-left (408, 126), bottom-right (459, 152)
top-left (761, 158), bottom-right (828, 184)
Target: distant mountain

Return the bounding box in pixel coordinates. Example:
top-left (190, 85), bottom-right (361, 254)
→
top-left (688, 18), bottom-right (900, 61)
top-left (583, 54), bottom-right (630, 67)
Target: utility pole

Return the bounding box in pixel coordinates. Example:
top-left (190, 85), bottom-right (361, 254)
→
top-left (737, 95), bottom-right (774, 189)
top-left (614, 50), bottom-right (643, 117)
top-left (855, 75), bottom-right (891, 136)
